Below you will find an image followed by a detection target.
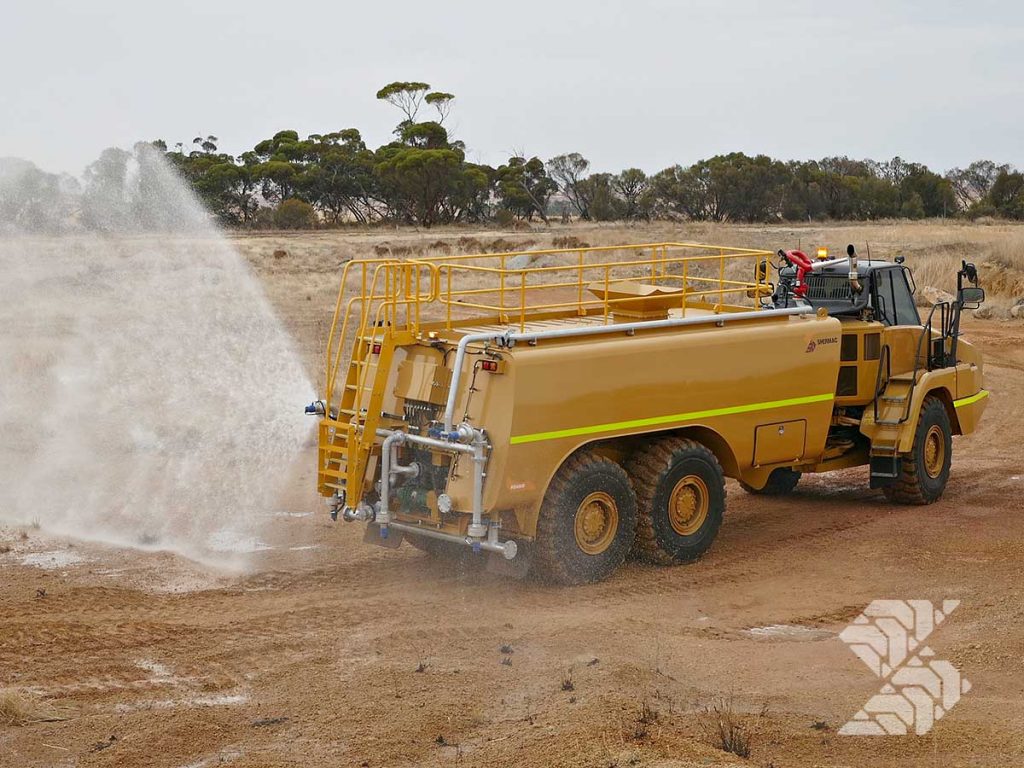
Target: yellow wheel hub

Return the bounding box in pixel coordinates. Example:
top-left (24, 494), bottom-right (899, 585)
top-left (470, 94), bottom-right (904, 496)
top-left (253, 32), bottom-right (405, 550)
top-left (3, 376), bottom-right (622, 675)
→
top-left (574, 491), bottom-right (619, 555)
top-left (923, 425), bottom-right (945, 479)
top-left (668, 475), bottom-right (710, 536)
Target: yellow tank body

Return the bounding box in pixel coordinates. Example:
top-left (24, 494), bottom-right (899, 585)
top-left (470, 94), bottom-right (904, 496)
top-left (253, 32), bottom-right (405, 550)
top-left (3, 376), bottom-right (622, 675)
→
top-left (437, 311), bottom-right (841, 538)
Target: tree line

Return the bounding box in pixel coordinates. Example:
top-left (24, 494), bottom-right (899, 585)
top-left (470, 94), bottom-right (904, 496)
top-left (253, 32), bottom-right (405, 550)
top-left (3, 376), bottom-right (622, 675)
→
top-left (2, 81), bottom-right (1023, 233)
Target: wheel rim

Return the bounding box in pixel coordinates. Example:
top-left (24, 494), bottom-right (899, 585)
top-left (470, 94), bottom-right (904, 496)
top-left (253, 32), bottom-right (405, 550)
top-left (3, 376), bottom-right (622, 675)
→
top-left (573, 491), bottom-right (619, 555)
top-left (923, 425), bottom-right (945, 479)
top-left (668, 474), bottom-right (710, 536)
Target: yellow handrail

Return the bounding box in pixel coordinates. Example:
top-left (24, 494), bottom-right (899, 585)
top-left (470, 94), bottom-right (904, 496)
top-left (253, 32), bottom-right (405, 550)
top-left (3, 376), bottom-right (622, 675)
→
top-left (323, 242), bottom-right (774, 411)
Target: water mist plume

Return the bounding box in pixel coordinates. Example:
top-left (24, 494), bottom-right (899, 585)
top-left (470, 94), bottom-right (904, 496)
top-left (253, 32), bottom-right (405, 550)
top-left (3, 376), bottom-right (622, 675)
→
top-left (0, 145), bottom-right (315, 566)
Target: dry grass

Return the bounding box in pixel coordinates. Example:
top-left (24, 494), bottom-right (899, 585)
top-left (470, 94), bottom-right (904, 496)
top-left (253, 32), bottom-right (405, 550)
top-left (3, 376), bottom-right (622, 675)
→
top-left (0, 688), bottom-right (65, 727)
top-left (231, 219), bottom-right (1024, 376)
top-left (698, 697), bottom-right (768, 759)
top-left (234, 219), bottom-right (1024, 300)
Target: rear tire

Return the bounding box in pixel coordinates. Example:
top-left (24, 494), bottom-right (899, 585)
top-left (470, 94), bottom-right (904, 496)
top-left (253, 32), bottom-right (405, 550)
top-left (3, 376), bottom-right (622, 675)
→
top-left (739, 467), bottom-right (801, 496)
top-left (532, 452), bottom-right (637, 585)
top-left (883, 395), bottom-right (952, 505)
top-left (627, 437), bottom-right (725, 565)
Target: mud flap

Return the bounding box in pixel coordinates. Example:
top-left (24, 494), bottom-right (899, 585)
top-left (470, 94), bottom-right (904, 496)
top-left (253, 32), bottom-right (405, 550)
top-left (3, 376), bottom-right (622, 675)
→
top-left (363, 522), bottom-right (405, 548)
top-left (869, 455), bottom-right (901, 488)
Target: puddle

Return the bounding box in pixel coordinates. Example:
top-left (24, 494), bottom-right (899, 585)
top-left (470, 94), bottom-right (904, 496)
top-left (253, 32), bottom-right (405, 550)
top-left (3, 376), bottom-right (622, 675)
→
top-left (744, 624), bottom-right (834, 641)
top-left (136, 659), bottom-right (174, 679)
top-left (180, 748), bottom-right (244, 768)
top-left (20, 550), bottom-right (86, 569)
top-left (115, 691), bottom-right (248, 713)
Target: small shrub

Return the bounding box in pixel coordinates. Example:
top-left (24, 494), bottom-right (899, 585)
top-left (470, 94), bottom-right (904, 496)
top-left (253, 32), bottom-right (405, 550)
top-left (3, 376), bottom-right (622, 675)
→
top-left (0, 689), bottom-right (63, 726)
top-left (698, 697), bottom-right (765, 759)
top-left (456, 236), bottom-right (483, 252)
top-left (552, 235), bottom-right (590, 250)
top-left (486, 238), bottom-right (518, 253)
top-left (632, 700), bottom-right (659, 741)
top-left (273, 199), bottom-right (317, 230)
top-left (560, 673), bottom-right (575, 692)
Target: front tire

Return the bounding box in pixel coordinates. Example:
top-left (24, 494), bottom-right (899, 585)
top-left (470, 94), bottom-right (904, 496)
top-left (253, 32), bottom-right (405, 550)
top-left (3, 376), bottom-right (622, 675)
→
top-left (627, 437), bottom-right (725, 565)
top-left (883, 395), bottom-right (952, 505)
top-left (532, 452), bottom-right (637, 585)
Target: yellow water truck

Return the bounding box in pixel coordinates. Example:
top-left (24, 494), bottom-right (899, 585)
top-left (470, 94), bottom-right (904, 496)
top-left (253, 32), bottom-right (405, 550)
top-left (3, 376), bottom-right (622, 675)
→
top-left (307, 243), bottom-right (988, 584)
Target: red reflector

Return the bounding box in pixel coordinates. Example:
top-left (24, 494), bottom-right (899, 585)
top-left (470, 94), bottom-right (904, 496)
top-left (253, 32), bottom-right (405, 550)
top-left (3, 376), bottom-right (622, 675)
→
top-left (372, 343), bottom-right (382, 354)
top-left (481, 360), bottom-right (498, 372)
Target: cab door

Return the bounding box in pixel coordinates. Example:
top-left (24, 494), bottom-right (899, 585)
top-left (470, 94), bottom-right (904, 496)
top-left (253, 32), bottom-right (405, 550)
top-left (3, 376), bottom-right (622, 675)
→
top-left (872, 267), bottom-right (920, 328)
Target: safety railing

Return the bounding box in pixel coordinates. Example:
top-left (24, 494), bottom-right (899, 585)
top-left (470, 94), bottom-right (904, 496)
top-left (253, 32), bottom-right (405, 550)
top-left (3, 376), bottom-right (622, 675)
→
top-left (323, 243), bottom-right (774, 418)
top-left (324, 258), bottom-right (435, 420)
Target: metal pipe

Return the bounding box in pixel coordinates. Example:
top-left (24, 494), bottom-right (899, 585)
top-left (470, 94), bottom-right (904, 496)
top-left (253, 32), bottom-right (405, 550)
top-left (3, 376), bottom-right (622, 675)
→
top-left (377, 428), bottom-right (475, 455)
top-left (377, 431), bottom-right (406, 526)
top-left (442, 305), bottom-right (813, 431)
top-left (387, 521), bottom-right (518, 560)
top-left (390, 462), bottom-right (419, 478)
top-left (468, 431), bottom-right (487, 538)
top-left (847, 244), bottom-right (862, 294)
top-left (374, 427), bottom-right (485, 537)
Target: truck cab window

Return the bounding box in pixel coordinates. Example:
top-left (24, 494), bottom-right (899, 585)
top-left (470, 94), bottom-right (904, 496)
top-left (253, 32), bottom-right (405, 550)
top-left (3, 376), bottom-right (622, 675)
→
top-left (874, 268), bottom-right (920, 327)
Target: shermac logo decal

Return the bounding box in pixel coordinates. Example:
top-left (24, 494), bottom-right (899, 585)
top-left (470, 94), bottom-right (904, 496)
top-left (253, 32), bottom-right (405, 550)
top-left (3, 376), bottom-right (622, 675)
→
top-left (839, 600), bottom-right (970, 735)
top-left (805, 336), bottom-right (838, 353)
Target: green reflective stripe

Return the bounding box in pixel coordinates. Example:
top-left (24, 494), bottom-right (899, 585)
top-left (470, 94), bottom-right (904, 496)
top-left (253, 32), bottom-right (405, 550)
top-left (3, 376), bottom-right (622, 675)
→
top-left (953, 389), bottom-right (989, 408)
top-left (509, 392), bottom-right (835, 446)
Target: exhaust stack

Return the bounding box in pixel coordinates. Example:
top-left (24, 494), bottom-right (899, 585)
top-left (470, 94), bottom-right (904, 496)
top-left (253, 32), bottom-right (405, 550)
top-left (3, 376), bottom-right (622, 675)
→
top-left (847, 244), bottom-right (863, 294)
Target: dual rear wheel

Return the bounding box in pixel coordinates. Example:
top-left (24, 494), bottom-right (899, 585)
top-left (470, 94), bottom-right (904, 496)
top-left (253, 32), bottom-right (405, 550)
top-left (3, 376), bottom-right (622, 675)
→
top-left (532, 439), bottom-right (725, 585)
top-left (530, 398), bottom-right (954, 585)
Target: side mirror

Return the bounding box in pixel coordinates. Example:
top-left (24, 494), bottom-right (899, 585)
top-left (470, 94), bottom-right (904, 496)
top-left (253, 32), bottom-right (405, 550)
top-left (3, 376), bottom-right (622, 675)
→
top-left (959, 286), bottom-right (985, 308)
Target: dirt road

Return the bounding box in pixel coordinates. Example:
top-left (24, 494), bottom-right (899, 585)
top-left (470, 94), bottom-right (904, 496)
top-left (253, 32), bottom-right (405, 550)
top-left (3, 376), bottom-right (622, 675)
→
top-left (2, 304), bottom-right (1023, 767)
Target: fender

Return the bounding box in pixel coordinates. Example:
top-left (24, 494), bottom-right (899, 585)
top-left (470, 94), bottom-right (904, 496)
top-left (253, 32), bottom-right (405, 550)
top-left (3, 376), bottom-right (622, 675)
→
top-left (860, 368), bottom-right (965, 454)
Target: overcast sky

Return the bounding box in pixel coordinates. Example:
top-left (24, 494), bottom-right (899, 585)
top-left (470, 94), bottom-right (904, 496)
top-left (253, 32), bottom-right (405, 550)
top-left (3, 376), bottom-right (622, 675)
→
top-left (3, 0), bottom-right (1022, 176)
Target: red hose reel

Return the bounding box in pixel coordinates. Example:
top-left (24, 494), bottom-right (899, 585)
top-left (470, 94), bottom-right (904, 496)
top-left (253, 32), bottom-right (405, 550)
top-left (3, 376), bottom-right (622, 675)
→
top-left (782, 250), bottom-right (814, 297)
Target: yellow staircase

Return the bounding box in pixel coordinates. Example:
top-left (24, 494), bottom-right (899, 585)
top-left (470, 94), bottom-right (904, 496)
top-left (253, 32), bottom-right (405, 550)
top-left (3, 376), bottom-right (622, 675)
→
top-left (317, 331), bottom-right (396, 500)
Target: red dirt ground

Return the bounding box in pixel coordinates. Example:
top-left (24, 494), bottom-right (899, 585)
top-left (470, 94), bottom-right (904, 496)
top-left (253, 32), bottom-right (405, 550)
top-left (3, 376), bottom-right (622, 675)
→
top-left (2, 310), bottom-right (1022, 767)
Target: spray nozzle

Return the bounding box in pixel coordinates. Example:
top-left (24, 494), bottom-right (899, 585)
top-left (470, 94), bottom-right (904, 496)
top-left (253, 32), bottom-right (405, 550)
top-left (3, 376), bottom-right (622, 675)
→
top-left (304, 400), bottom-right (326, 416)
